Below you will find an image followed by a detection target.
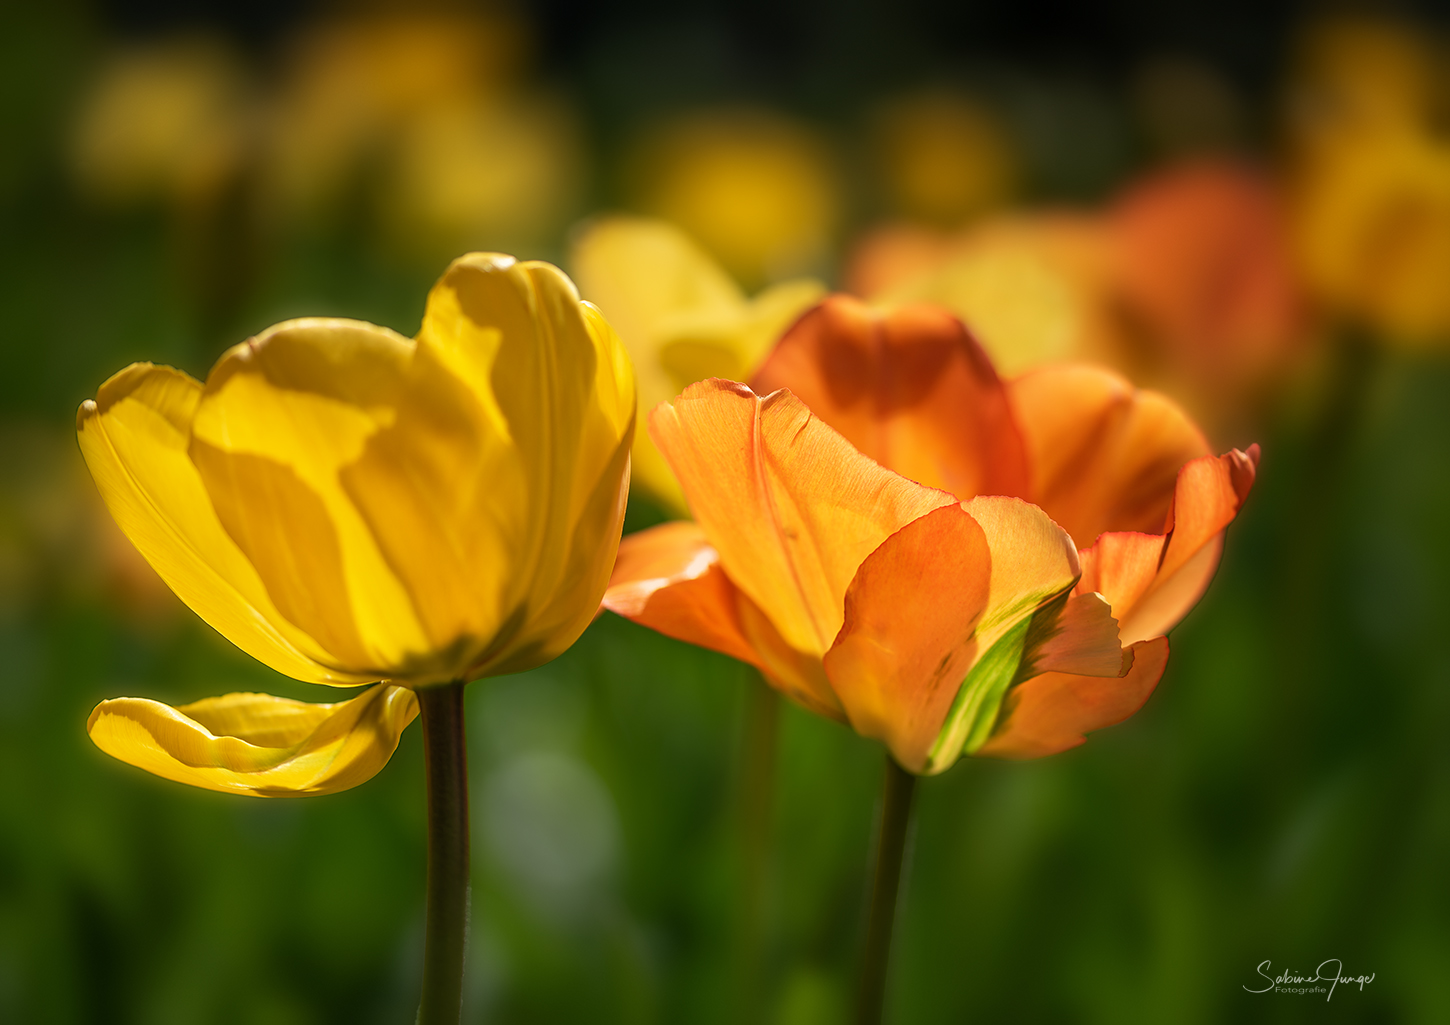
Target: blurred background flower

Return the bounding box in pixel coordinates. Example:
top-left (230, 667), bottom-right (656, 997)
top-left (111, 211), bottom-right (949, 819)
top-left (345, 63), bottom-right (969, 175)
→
top-left (4, 2), bottom-right (1450, 1022)
top-left (70, 35), bottom-right (251, 214)
top-left (621, 108), bottom-right (840, 287)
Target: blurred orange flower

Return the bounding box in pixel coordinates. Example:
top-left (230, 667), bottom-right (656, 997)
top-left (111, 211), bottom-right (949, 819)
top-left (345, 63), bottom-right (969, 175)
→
top-left (848, 158), bottom-right (1307, 422)
top-left (605, 297), bottom-right (1258, 766)
top-left (1112, 159), bottom-right (1307, 402)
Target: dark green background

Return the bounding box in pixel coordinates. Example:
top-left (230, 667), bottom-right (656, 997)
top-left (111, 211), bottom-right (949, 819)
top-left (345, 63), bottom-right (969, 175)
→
top-left (2, 2), bottom-right (1447, 1022)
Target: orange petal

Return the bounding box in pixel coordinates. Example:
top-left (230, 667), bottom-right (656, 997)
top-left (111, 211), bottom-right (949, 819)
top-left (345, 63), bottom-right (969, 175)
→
top-left (602, 521), bottom-right (762, 669)
top-left (1104, 445), bottom-right (1259, 644)
top-left (649, 380), bottom-right (955, 661)
top-left (1008, 364), bottom-right (1211, 547)
top-left (823, 504), bottom-right (993, 771)
top-left (603, 520), bottom-right (845, 718)
top-left (974, 636), bottom-right (1170, 760)
top-left (750, 295), bottom-right (1029, 501)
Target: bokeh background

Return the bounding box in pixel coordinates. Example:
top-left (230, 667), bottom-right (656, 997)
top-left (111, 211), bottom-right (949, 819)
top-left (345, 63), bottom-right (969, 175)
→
top-left (3, 1), bottom-right (1450, 1022)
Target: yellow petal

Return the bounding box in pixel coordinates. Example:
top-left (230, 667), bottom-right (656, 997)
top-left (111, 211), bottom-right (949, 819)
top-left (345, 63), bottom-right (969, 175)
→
top-left (569, 216), bottom-right (822, 514)
top-left (77, 363), bottom-right (369, 685)
top-left (191, 319), bottom-right (436, 675)
top-left (650, 380), bottom-right (956, 660)
top-left (87, 683), bottom-right (418, 796)
top-left (413, 254), bottom-right (636, 678)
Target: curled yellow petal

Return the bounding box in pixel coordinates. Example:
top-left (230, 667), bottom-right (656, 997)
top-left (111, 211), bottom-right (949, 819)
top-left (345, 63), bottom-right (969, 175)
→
top-left (86, 683), bottom-right (418, 797)
top-left (77, 362), bottom-right (370, 685)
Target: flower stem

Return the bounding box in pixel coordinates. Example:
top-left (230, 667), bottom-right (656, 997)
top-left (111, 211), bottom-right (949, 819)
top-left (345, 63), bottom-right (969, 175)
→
top-left (735, 671), bottom-right (780, 1021)
top-left (857, 754), bottom-right (917, 1025)
top-left (417, 681), bottom-right (469, 1025)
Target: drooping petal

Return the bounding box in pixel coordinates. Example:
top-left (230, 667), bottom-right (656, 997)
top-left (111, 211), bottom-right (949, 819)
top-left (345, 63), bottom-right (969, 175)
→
top-left (1083, 445), bottom-right (1259, 644)
top-left (77, 363), bottom-right (368, 685)
top-left (974, 636), bottom-right (1170, 760)
top-left (86, 683), bottom-right (418, 796)
top-left (602, 520), bottom-right (843, 716)
top-left (823, 504), bottom-right (993, 771)
top-left (751, 295), bottom-right (1030, 501)
top-left (650, 380), bottom-right (956, 660)
top-left (602, 521), bottom-right (763, 670)
top-left (1008, 364), bottom-right (1211, 547)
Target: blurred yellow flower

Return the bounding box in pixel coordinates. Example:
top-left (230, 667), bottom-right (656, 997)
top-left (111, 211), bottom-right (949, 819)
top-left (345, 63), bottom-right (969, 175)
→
top-left (79, 254), bottom-right (635, 796)
top-left (570, 216), bottom-right (823, 514)
top-left (263, 12), bottom-right (538, 222)
top-left (70, 36), bottom-right (250, 209)
top-left (869, 91), bottom-right (1017, 225)
top-left (383, 91), bottom-right (585, 258)
top-left (625, 110), bottom-right (840, 287)
top-left (1288, 18), bottom-right (1443, 149)
top-left (852, 217), bottom-right (1123, 376)
top-left (1287, 18), bottom-right (1450, 343)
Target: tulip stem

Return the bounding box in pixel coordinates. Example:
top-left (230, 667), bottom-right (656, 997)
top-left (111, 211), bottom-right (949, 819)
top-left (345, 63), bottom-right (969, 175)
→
top-left (417, 681), bottom-right (470, 1025)
top-left (857, 754), bottom-right (916, 1025)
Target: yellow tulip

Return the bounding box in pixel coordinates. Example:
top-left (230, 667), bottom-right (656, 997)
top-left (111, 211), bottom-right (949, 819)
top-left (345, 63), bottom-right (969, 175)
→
top-left (70, 36), bottom-right (249, 210)
top-left (80, 253), bottom-right (635, 797)
top-left (623, 110), bottom-right (841, 286)
top-left (569, 216), bottom-right (823, 514)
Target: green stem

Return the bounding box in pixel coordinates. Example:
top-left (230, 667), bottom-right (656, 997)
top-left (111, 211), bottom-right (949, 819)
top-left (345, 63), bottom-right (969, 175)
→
top-left (417, 681), bottom-right (470, 1025)
top-left (736, 672), bottom-right (780, 1021)
top-left (857, 754), bottom-right (917, 1025)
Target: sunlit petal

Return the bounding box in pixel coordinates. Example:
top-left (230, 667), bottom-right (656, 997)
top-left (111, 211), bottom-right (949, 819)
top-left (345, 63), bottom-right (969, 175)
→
top-left (77, 363), bottom-right (368, 684)
top-left (87, 683), bottom-right (418, 796)
top-left (975, 637), bottom-right (1170, 760)
top-left (650, 380), bottom-right (955, 660)
top-left (750, 294), bottom-right (1029, 501)
top-left (1008, 364), bottom-right (1212, 546)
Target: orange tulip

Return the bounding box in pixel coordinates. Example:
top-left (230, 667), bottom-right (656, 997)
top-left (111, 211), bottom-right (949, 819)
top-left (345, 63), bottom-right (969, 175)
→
top-left (605, 297), bottom-right (1258, 767)
top-left (1113, 160), bottom-right (1307, 403)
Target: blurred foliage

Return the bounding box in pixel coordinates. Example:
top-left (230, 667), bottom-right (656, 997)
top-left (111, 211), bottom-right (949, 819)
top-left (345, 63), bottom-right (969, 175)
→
top-left (2, 1), bottom-right (1450, 1023)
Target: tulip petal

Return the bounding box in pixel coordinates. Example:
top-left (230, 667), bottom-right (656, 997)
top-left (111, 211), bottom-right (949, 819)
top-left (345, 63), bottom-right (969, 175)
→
top-left (77, 363), bottom-right (370, 685)
top-left (1008, 365), bottom-right (1211, 547)
top-left (602, 521), bottom-right (761, 667)
top-left (751, 295), bottom-right (1030, 501)
top-left (602, 520), bottom-right (842, 715)
top-left (650, 380), bottom-right (956, 661)
top-left (973, 636), bottom-right (1170, 760)
top-left (919, 496), bottom-right (1086, 771)
top-left (571, 216), bottom-right (822, 514)
top-left (824, 504), bottom-right (993, 771)
top-left (1087, 445), bottom-right (1259, 644)
top-left (191, 320), bottom-right (436, 674)
top-left (86, 683), bottom-right (418, 796)
top-left (406, 255), bottom-right (637, 677)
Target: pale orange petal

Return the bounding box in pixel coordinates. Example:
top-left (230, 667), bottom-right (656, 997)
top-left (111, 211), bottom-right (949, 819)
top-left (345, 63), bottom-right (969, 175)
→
top-left (750, 295), bottom-right (1029, 501)
top-left (649, 380), bottom-right (955, 660)
top-left (602, 521), bottom-right (762, 670)
top-left (1113, 445), bottom-right (1259, 643)
top-left (823, 504), bottom-right (993, 771)
top-left (975, 636), bottom-right (1170, 760)
top-left (1008, 364), bottom-right (1211, 547)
